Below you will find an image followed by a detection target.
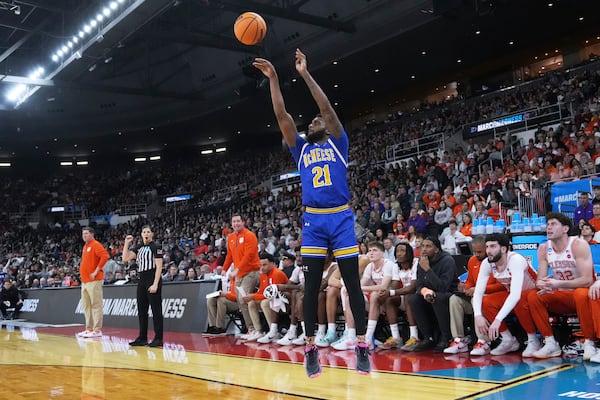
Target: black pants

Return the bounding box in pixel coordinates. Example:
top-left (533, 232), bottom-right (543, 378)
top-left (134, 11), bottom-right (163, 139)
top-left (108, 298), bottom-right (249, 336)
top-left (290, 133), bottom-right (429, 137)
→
top-left (0, 302), bottom-right (22, 318)
top-left (408, 291), bottom-right (452, 343)
top-left (136, 271), bottom-right (163, 341)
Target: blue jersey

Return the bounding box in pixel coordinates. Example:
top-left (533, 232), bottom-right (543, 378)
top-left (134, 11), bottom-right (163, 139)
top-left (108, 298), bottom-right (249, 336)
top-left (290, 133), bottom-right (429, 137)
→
top-left (289, 131), bottom-right (350, 208)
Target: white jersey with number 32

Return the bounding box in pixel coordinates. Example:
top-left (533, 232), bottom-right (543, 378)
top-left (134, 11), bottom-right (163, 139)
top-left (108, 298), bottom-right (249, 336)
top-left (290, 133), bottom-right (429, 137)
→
top-left (547, 236), bottom-right (580, 289)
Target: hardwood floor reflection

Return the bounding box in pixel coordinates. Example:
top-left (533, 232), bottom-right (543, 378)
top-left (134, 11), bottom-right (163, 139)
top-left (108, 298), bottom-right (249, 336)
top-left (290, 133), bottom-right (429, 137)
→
top-left (0, 323), bottom-right (585, 400)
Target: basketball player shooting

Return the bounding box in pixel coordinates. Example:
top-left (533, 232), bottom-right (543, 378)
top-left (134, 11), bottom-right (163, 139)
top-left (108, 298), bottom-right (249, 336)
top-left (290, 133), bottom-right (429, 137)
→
top-left (254, 49), bottom-right (371, 378)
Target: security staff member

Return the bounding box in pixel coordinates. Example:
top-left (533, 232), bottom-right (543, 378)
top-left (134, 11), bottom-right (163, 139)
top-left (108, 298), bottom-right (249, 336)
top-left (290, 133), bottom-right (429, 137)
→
top-left (123, 225), bottom-right (164, 347)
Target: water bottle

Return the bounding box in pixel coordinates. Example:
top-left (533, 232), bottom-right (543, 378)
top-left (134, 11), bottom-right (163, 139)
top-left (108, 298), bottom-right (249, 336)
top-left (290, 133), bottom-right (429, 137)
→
top-left (531, 217), bottom-right (540, 232)
top-left (513, 212), bottom-right (521, 223)
top-left (476, 218), bottom-right (484, 235)
top-left (495, 220), bottom-right (505, 233)
top-left (473, 218), bottom-right (479, 234)
top-left (523, 217), bottom-right (532, 232)
top-left (540, 216), bottom-right (547, 232)
top-left (511, 220), bottom-right (521, 233)
top-left (481, 218), bottom-right (488, 235)
top-left (486, 220), bottom-right (494, 234)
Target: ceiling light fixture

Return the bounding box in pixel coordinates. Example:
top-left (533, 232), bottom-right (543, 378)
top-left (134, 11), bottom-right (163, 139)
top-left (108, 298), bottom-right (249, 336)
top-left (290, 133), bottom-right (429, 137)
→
top-left (6, 0), bottom-right (145, 107)
top-left (0, 1), bottom-right (20, 15)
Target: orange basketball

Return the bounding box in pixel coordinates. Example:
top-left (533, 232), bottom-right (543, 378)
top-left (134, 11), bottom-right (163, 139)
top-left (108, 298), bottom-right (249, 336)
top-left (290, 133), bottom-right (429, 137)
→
top-left (234, 12), bottom-right (267, 45)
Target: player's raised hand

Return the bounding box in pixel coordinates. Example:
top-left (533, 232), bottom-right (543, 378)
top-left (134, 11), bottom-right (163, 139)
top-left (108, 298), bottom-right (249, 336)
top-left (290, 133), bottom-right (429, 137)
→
top-left (253, 58), bottom-right (277, 79)
top-left (295, 48), bottom-right (307, 75)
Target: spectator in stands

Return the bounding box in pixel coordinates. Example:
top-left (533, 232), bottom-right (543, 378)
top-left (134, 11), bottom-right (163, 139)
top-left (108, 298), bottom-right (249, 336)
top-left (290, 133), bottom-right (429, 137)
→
top-left (473, 201), bottom-right (487, 219)
top-left (406, 208), bottom-right (426, 234)
top-left (176, 269), bottom-right (187, 281)
top-left (222, 214), bottom-right (261, 341)
top-left (162, 264), bottom-right (179, 282)
top-left (396, 186), bottom-right (411, 217)
top-left (374, 228), bottom-right (385, 242)
top-left (469, 234), bottom-right (538, 356)
top-left (460, 214), bottom-right (473, 237)
top-left (382, 237), bottom-right (396, 262)
top-left (525, 212), bottom-right (596, 359)
top-left (0, 280), bottom-right (22, 319)
top-left (393, 214), bottom-right (407, 238)
top-left (578, 221), bottom-right (598, 244)
top-left (454, 201), bottom-right (471, 229)
top-left (591, 186), bottom-right (600, 204)
top-left (77, 227), bottom-right (109, 339)
top-left (434, 200), bottom-right (453, 233)
top-left (575, 192), bottom-right (594, 227)
top-left (380, 201), bottom-right (397, 236)
top-left (487, 199), bottom-right (502, 221)
top-left (408, 236), bottom-right (458, 352)
top-left (113, 271), bottom-right (125, 286)
top-left (440, 219), bottom-right (467, 255)
top-left (501, 179), bottom-right (518, 208)
top-left (589, 203), bottom-right (600, 232)
top-left (197, 265), bottom-right (212, 280)
top-left (424, 206), bottom-right (438, 237)
top-left (441, 186), bottom-right (457, 210)
top-left (409, 185), bottom-right (425, 211)
top-left (358, 241), bottom-right (368, 255)
top-left (186, 266), bottom-right (199, 281)
top-left (354, 208), bottom-right (368, 230)
top-left (367, 210), bottom-right (382, 234)
top-left (242, 252), bottom-right (288, 343)
top-left (423, 190), bottom-right (441, 211)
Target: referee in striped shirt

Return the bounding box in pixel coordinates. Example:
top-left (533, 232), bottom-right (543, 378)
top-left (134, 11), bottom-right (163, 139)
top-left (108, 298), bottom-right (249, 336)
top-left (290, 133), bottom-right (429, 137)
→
top-left (123, 225), bottom-right (164, 347)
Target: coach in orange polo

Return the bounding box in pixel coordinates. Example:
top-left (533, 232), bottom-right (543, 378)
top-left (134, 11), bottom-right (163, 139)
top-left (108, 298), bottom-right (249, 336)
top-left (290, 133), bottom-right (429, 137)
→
top-left (78, 227), bottom-right (109, 338)
top-left (222, 214), bottom-right (261, 336)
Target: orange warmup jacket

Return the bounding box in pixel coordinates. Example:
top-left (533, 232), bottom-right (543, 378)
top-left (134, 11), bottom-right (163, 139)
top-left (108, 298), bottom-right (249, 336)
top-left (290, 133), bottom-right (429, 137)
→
top-left (80, 239), bottom-right (109, 283)
top-left (222, 228), bottom-right (260, 278)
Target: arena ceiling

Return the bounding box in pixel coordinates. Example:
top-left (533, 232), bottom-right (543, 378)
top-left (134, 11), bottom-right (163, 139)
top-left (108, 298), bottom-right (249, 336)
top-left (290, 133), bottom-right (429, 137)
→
top-left (0, 0), bottom-right (599, 160)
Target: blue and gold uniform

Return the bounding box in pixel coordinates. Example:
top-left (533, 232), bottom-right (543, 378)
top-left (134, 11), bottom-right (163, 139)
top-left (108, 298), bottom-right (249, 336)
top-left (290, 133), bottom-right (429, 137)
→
top-left (289, 130), bottom-right (358, 260)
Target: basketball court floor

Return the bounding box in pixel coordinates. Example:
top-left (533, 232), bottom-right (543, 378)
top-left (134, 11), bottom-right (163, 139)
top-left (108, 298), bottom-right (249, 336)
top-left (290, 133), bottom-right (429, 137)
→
top-left (0, 320), bottom-right (597, 399)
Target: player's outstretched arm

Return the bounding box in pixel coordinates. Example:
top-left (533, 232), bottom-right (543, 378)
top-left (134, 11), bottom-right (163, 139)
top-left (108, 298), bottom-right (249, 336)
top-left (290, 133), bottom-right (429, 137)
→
top-left (253, 58), bottom-right (297, 147)
top-left (295, 48), bottom-right (342, 138)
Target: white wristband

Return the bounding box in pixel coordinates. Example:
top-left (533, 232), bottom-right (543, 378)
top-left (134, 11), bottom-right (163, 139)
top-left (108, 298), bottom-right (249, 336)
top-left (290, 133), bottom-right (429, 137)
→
top-left (389, 289), bottom-right (395, 296)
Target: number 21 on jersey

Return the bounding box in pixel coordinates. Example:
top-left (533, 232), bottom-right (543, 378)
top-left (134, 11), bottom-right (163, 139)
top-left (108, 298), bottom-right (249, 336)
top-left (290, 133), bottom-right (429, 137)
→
top-left (312, 165), bottom-right (332, 187)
